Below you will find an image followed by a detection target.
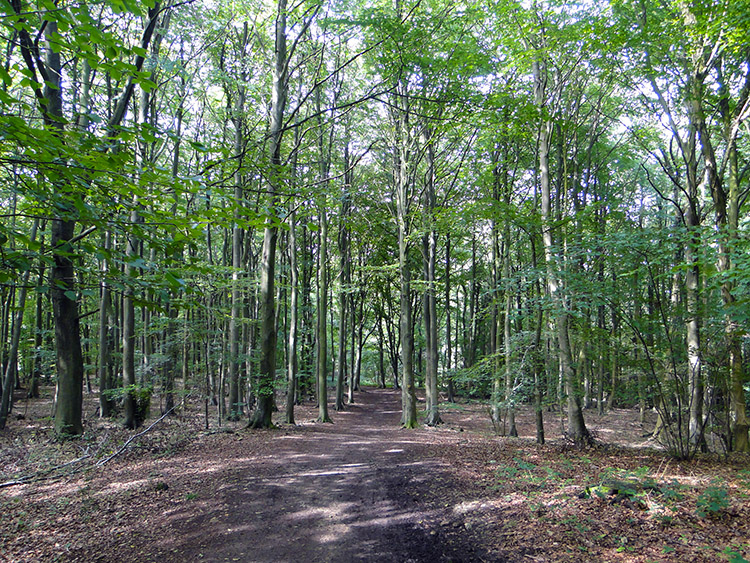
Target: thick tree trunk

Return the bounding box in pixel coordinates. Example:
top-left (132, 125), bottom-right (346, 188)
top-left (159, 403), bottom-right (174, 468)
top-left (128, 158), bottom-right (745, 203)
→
top-left (52, 218), bottom-right (84, 436)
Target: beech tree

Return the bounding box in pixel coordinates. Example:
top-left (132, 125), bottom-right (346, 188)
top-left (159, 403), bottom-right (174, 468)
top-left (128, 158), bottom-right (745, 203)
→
top-left (1, 0), bottom-right (747, 461)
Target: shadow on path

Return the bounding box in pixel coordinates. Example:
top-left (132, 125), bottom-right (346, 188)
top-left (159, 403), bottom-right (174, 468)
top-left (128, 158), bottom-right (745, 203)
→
top-left (163, 388), bottom-right (491, 562)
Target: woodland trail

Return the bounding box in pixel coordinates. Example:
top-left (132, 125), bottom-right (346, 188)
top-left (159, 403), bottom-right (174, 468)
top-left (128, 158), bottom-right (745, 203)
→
top-left (164, 388), bottom-right (488, 562)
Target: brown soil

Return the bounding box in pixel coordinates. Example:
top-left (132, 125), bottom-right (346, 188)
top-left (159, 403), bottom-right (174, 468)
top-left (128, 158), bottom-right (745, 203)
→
top-left (1, 387), bottom-right (749, 562)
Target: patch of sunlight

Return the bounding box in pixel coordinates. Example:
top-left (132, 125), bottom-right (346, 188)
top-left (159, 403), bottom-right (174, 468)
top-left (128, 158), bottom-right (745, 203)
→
top-left (100, 478), bottom-right (149, 494)
top-left (316, 523), bottom-right (353, 543)
top-left (287, 502), bottom-right (356, 521)
top-left (453, 500), bottom-right (483, 515)
top-left (293, 466), bottom-right (368, 477)
top-left (359, 511), bottom-right (424, 527)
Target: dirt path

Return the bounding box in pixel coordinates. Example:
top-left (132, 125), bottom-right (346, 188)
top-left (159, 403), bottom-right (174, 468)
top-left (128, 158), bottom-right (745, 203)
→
top-left (5, 387), bottom-right (749, 562)
top-left (160, 388), bottom-right (486, 562)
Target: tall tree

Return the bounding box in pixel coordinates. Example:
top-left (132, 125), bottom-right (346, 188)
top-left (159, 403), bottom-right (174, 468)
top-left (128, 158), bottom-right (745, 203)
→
top-left (249, 0), bottom-right (288, 429)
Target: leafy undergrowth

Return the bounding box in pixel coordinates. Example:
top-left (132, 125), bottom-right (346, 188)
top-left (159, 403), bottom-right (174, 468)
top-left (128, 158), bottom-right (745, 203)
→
top-left (1, 388), bottom-right (749, 562)
top-left (424, 436), bottom-right (750, 562)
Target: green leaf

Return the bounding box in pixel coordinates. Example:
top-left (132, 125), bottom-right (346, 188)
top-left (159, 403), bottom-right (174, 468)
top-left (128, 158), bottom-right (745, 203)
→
top-left (0, 65), bottom-right (11, 87)
top-left (64, 290), bottom-right (77, 301)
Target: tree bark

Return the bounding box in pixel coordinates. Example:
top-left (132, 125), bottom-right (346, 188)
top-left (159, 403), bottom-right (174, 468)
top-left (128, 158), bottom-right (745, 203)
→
top-left (228, 23), bottom-right (248, 421)
top-left (423, 129), bottom-right (440, 426)
top-left (249, 0), bottom-right (286, 429)
top-left (316, 206), bottom-right (332, 423)
top-left (534, 58), bottom-right (589, 446)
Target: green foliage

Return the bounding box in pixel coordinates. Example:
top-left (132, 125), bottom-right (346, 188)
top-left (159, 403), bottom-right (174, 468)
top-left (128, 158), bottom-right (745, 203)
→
top-left (103, 385), bottom-right (153, 426)
top-left (582, 466), bottom-right (684, 507)
top-left (695, 481), bottom-right (730, 519)
top-left (723, 548), bottom-right (750, 563)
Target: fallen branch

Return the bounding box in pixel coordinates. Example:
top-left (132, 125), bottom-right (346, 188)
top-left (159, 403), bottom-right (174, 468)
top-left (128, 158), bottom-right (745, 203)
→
top-left (0, 454), bottom-right (92, 489)
top-left (95, 404), bottom-right (179, 467)
top-left (0, 400), bottom-right (185, 489)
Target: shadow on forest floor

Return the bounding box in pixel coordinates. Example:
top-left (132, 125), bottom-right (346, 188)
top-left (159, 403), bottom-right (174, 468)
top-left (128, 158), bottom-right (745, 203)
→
top-left (1, 387), bottom-right (749, 562)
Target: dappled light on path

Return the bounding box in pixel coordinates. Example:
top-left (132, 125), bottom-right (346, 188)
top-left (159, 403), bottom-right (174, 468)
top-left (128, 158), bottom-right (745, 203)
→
top-left (157, 387), bottom-right (478, 562)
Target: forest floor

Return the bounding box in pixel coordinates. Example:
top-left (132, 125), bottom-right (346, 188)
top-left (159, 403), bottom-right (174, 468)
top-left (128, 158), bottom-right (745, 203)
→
top-left (1, 386), bottom-right (749, 562)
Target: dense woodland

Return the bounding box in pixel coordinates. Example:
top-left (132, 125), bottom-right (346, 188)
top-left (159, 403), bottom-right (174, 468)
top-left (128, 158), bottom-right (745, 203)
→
top-left (1, 0), bottom-right (749, 461)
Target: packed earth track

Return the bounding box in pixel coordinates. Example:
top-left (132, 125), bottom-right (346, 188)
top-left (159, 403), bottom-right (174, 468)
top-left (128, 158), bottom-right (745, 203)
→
top-left (168, 388), bottom-right (487, 562)
top-left (2, 387), bottom-right (749, 562)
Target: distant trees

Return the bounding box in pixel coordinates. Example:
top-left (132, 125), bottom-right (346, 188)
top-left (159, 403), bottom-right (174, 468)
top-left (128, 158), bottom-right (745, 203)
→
top-left (0, 0), bottom-right (748, 459)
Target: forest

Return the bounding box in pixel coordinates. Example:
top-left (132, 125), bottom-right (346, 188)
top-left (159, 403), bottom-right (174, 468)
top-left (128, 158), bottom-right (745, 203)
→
top-left (1, 0), bottom-right (750, 560)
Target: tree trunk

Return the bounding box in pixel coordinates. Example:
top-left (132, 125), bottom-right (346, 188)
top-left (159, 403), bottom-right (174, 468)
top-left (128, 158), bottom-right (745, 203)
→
top-left (335, 188), bottom-right (349, 411)
top-left (0, 220), bottom-right (39, 429)
top-left (249, 0), bottom-right (286, 429)
top-left (98, 231), bottom-right (113, 418)
top-left (395, 95), bottom-right (417, 428)
top-left (316, 206), bottom-right (332, 423)
top-left (534, 58), bottom-right (589, 446)
top-left (285, 216), bottom-right (299, 424)
top-left (227, 24), bottom-right (248, 421)
top-left (423, 129), bottom-right (440, 426)
top-left (445, 233), bottom-right (454, 403)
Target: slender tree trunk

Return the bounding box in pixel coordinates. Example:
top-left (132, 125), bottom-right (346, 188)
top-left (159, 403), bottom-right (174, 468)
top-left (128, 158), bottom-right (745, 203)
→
top-left (228, 25), bottom-right (248, 421)
top-left (534, 59), bottom-right (589, 446)
top-left (503, 237), bottom-right (516, 436)
top-left (316, 206), bottom-right (332, 422)
top-left (249, 0), bottom-right (287, 429)
top-left (335, 192), bottom-right (349, 411)
top-left (29, 229), bottom-right (46, 400)
top-left (395, 98), bottom-right (417, 428)
top-left (99, 231), bottom-right (113, 417)
top-left (530, 236), bottom-right (545, 444)
top-left (285, 216), bottom-right (299, 423)
top-left (0, 220), bottom-right (39, 429)
top-left (423, 130), bottom-right (440, 426)
top-left (445, 233), bottom-right (454, 402)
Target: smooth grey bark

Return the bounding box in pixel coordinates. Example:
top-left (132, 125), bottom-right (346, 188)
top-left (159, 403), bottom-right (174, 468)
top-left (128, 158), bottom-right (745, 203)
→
top-left (423, 129), bottom-right (440, 426)
top-left (285, 209), bottom-right (299, 424)
top-left (445, 233), bottom-right (454, 403)
top-left (503, 235), bottom-right (516, 437)
top-left (228, 22), bottom-right (249, 421)
top-left (394, 88), bottom-right (417, 428)
top-left (530, 235), bottom-right (545, 445)
top-left (249, 0), bottom-right (286, 429)
top-left (316, 205), bottom-right (332, 423)
top-left (533, 57), bottom-right (590, 446)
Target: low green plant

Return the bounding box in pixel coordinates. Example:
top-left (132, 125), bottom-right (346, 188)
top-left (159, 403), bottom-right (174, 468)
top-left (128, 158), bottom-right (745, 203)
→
top-left (722, 547), bottom-right (749, 563)
top-left (696, 481), bottom-right (729, 518)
